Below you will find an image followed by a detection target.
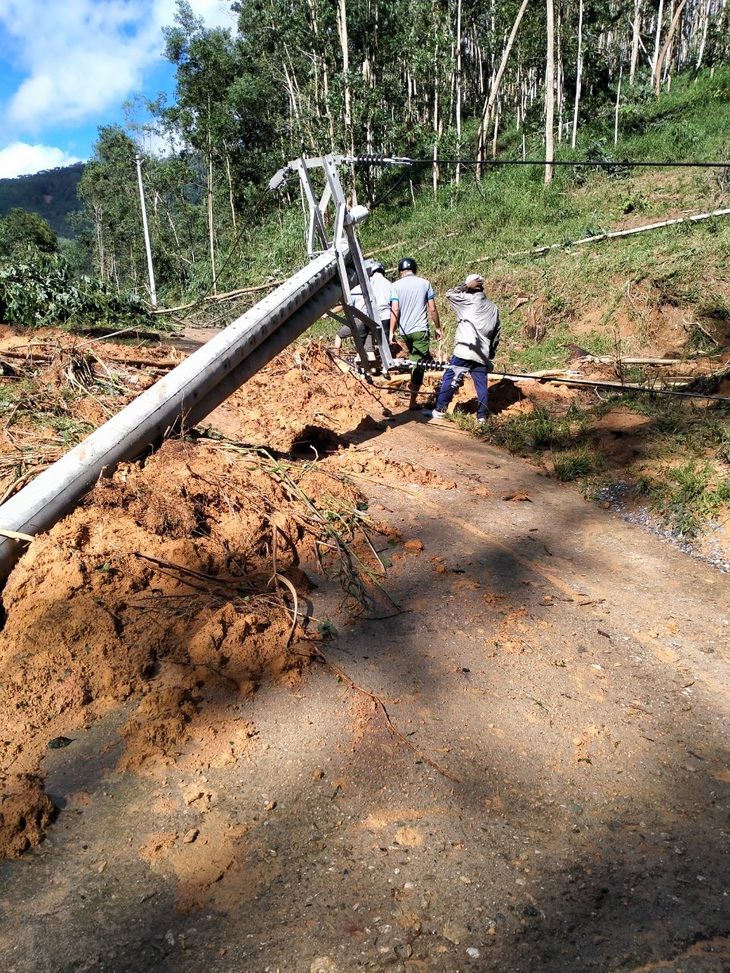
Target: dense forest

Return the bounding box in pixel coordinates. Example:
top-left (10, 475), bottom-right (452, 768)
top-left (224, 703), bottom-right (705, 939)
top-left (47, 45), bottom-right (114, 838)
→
top-left (1, 0), bottom-right (729, 321)
top-left (0, 164), bottom-right (85, 238)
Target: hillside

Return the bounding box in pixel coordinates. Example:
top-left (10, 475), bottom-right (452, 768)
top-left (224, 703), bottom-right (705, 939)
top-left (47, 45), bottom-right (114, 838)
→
top-left (229, 73), bottom-right (730, 365)
top-left (0, 162), bottom-right (85, 238)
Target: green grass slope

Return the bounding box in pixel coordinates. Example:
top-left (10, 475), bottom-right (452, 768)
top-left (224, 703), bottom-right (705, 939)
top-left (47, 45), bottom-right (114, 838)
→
top-left (240, 68), bottom-right (729, 373)
top-left (356, 69), bottom-right (730, 371)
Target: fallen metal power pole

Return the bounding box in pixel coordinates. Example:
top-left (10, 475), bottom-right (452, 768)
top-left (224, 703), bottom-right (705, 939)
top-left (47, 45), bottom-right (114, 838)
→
top-left (0, 250), bottom-right (345, 582)
top-left (0, 152), bottom-right (392, 582)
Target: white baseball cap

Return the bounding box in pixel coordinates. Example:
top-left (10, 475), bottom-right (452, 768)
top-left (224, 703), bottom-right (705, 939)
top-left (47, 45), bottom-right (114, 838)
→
top-left (465, 273), bottom-right (483, 286)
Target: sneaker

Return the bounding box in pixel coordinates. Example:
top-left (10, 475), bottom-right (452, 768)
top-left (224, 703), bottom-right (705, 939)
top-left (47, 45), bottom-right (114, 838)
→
top-left (476, 417), bottom-right (486, 426)
top-left (422, 409), bottom-right (446, 420)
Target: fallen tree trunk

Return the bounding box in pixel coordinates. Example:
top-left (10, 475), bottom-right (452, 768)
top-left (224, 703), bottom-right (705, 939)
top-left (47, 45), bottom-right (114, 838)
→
top-left (472, 207), bottom-right (730, 264)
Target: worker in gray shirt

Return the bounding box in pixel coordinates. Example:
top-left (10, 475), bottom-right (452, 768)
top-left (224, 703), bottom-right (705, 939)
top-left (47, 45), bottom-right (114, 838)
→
top-left (389, 257), bottom-right (442, 409)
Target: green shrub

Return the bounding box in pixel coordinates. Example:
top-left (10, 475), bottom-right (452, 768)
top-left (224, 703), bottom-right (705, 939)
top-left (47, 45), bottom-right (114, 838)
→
top-left (553, 448), bottom-right (598, 481)
top-left (0, 251), bottom-right (152, 329)
top-left (649, 460), bottom-right (729, 537)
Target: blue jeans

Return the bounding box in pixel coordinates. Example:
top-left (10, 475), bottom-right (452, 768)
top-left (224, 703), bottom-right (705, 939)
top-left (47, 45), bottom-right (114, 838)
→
top-left (435, 356), bottom-right (489, 419)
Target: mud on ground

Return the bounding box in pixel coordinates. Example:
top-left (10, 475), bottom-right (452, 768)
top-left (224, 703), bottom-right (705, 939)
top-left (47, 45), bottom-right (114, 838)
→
top-left (0, 331), bottom-right (728, 973)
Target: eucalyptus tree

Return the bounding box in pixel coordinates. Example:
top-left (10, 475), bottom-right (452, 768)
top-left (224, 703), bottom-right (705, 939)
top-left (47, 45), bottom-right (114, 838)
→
top-left (233, 0), bottom-right (336, 154)
top-left (544, 0), bottom-right (555, 180)
top-left (77, 126), bottom-right (146, 293)
top-left (162, 2), bottom-right (237, 292)
top-left (233, 0), bottom-right (457, 195)
top-left (0, 209), bottom-right (58, 258)
top-left (475, 0), bottom-right (531, 168)
top-left (161, 0), bottom-right (279, 293)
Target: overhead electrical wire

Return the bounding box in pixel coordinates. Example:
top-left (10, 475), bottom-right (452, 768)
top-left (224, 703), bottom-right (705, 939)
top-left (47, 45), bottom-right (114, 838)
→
top-left (348, 153), bottom-right (730, 169)
top-left (495, 370), bottom-right (730, 403)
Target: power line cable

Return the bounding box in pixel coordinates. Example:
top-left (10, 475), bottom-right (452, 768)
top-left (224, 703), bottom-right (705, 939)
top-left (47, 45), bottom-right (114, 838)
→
top-left (350, 154), bottom-right (730, 169)
top-left (337, 356), bottom-right (730, 404)
top-left (495, 371), bottom-right (730, 403)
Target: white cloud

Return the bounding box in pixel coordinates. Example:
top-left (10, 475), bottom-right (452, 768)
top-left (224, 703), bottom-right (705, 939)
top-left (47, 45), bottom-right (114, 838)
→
top-left (181, 0), bottom-right (238, 30)
top-left (1, 0), bottom-right (237, 130)
top-left (0, 142), bottom-right (82, 179)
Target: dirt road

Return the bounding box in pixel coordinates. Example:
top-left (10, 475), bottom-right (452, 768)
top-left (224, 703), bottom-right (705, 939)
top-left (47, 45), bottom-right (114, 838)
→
top-left (0, 393), bottom-right (728, 973)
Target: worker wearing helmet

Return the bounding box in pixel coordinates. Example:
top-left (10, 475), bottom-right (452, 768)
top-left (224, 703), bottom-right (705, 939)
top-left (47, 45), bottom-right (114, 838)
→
top-left (332, 261), bottom-right (391, 355)
top-left (389, 257), bottom-right (442, 409)
top-left (332, 284), bottom-right (370, 352)
top-left (367, 261), bottom-right (392, 333)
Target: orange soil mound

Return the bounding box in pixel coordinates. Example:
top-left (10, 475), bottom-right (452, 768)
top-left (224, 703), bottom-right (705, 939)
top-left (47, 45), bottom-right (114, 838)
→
top-left (0, 419), bottom-right (381, 857)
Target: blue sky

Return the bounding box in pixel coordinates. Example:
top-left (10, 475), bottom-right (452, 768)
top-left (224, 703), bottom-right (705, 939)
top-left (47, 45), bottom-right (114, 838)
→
top-left (0, 0), bottom-right (237, 179)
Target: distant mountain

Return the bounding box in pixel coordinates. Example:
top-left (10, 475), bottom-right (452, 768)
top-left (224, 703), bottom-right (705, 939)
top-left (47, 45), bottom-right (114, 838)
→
top-left (0, 163), bottom-right (86, 239)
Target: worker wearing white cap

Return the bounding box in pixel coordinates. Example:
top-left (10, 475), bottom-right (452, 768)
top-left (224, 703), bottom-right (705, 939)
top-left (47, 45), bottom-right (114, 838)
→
top-left (423, 272), bottom-right (500, 426)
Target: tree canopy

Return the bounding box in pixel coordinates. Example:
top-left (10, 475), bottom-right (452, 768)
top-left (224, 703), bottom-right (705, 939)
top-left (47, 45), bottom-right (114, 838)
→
top-left (63, 0), bottom-right (730, 305)
top-left (0, 208), bottom-right (58, 258)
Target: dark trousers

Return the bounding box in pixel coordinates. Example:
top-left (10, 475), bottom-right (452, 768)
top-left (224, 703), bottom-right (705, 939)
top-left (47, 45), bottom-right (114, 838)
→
top-left (435, 356), bottom-right (489, 419)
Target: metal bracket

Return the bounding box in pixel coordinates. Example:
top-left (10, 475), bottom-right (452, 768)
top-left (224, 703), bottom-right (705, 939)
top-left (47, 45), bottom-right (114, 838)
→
top-left (282, 154), bottom-right (396, 374)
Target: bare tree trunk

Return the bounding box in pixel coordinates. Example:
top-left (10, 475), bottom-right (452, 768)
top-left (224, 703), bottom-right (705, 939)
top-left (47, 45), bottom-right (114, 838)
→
top-left (165, 209), bottom-right (182, 256)
top-left (362, 12), bottom-right (376, 164)
top-left (655, 0), bottom-right (689, 94)
top-left (614, 65), bottom-right (622, 144)
top-left (281, 59), bottom-right (303, 147)
top-left (455, 0), bottom-right (463, 185)
top-left (572, 0), bottom-right (584, 147)
top-left (651, 0), bottom-right (666, 85)
top-left (717, 0), bottom-right (729, 64)
top-left (304, 0), bottom-right (335, 148)
top-left (695, 0), bottom-right (712, 70)
top-left (630, 0), bottom-right (642, 82)
top-left (433, 56), bottom-right (442, 194)
top-left (662, 0), bottom-right (676, 84)
top-left (544, 0), bottom-right (556, 184)
top-left (521, 70), bottom-right (528, 127)
top-left (476, 0), bottom-right (530, 175)
top-left (322, 58), bottom-right (336, 148)
top-left (556, 5), bottom-right (564, 142)
top-left (336, 0), bottom-right (354, 157)
top-left (224, 148), bottom-right (237, 234)
top-left (111, 253), bottom-right (120, 294)
top-left (492, 102), bottom-right (501, 156)
top-left (93, 202), bottom-right (105, 280)
top-left (474, 27), bottom-right (484, 96)
top-left (207, 133), bottom-right (217, 296)
top-left (129, 242), bottom-right (138, 292)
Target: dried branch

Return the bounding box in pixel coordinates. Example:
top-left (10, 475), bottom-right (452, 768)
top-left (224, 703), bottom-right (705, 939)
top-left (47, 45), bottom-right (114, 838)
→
top-left (310, 645), bottom-right (461, 783)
